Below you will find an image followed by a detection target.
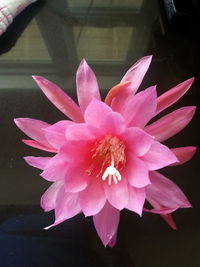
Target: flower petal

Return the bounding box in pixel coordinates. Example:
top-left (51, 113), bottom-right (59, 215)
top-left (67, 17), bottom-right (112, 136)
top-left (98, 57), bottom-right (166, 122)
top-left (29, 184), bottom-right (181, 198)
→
top-left (40, 180), bottom-right (63, 212)
top-left (76, 59), bottom-right (101, 112)
top-left (120, 55), bottom-right (152, 94)
top-left (103, 177), bottom-right (129, 210)
top-left (122, 127), bottom-right (153, 156)
top-left (44, 120), bottom-right (73, 149)
top-left (24, 156), bottom-right (51, 170)
top-left (126, 186), bottom-right (146, 216)
top-left (93, 202), bottom-right (120, 247)
top-left (32, 76), bottom-right (83, 122)
top-left (141, 141), bottom-right (178, 170)
top-left (79, 180), bottom-right (106, 216)
top-left (125, 153), bottom-right (150, 188)
top-left (45, 187), bottom-right (81, 229)
top-left (14, 118), bottom-right (51, 147)
top-left (156, 78), bottom-right (194, 114)
top-left (120, 86), bottom-right (157, 128)
top-left (65, 123), bottom-right (101, 141)
top-left (145, 106), bottom-right (196, 142)
top-left (146, 171), bottom-right (192, 209)
top-left (171, 146), bottom-right (197, 166)
top-left (22, 139), bottom-right (57, 152)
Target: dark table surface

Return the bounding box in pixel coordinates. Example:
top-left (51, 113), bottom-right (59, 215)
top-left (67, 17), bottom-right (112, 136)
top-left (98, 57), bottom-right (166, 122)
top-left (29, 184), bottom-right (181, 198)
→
top-left (0, 0), bottom-right (199, 266)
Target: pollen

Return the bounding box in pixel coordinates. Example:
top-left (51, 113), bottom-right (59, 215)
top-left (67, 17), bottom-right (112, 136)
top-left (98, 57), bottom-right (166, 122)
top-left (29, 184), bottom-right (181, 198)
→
top-left (87, 135), bottom-right (126, 184)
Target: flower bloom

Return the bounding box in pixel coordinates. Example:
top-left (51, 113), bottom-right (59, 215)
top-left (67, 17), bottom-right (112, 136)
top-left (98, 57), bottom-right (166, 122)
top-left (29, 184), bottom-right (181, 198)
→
top-left (15, 56), bottom-right (196, 247)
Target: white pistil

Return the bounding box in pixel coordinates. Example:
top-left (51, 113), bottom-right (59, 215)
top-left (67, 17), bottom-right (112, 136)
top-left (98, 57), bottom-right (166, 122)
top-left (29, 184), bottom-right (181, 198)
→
top-left (102, 157), bottom-right (122, 185)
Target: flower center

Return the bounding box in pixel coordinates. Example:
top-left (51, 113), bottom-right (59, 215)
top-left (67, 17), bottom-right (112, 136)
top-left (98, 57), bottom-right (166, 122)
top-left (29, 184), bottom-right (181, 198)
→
top-left (86, 135), bottom-right (126, 185)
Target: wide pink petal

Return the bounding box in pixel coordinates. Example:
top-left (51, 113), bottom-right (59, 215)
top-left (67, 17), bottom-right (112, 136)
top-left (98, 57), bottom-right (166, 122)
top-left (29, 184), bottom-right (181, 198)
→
top-left (145, 106), bottom-right (196, 142)
top-left (40, 180), bottom-right (63, 212)
top-left (93, 202), bottom-right (120, 247)
top-left (32, 76), bottom-right (83, 122)
top-left (84, 98), bottom-right (125, 134)
top-left (22, 139), bottom-right (57, 152)
top-left (64, 165), bottom-right (91, 193)
top-left (76, 59), bottom-right (101, 112)
top-left (125, 153), bottom-right (150, 188)
top-left (120, 86), bottom-right (157, 128)
top-left (120, 55), bottom-right (152, 94)
top-left (65, 123), bottom-right (101, 141)
top-left (171, 146), bottom-right (197, 166)
top-left (24, 156), bottom-right (51, 170)
top-left (141, 141), bottom-right (178, 170)
top-left (126, 186), bottom-right (146, 216)
top-left (146, 171), bottom-right (192, 209)
top-left (122, 127), bottom-right (153, 156)
top-left (44, 120), bottom-right (73, 149)
top-left (79, 180), bottom-right (106, 216)
top-left (40, 154), bottom-right (69, 181)
top-left (103, 177), bottom-right (128, 210)
top-left (45, 187), bottom-right (81, 229)
top-left (156, 78), bottom-right (194, 114)
top-left (14, 118), bottom-right (51, 147)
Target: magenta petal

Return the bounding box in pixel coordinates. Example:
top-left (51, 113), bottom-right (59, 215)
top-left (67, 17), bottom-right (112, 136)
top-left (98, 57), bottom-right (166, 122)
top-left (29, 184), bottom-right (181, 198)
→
top-left (171, 146), bottom-right (197, 166)
top-left (14, 118), bottom-right (51, 147)
top-left (76, 59), bottom-right (101, 112)
top-left (41, 154), bottom-right (69, 181)
top-left (156, 77), bottom-right (194, 114)
top-left (141, 141), bottom-right (178, 170)
top-left (40, 180), bottom-right (63, 211)
top-left (22, 139), bottom-right (57, 152)
top-left (64, 165), bottom-right (90, 193)
top-left (120, 55), bottom-right (152, 94)
top-left (85, 98), bottom-right (125, 134)
top-left (103, 177), bottom-right (128, 210)
top-left (24, 156), bottom-right (51, 170)
top-left (145, 106), bottom-right (196, 142)
top-left (65, 123), bottom-right (101, 141)
top-left (126, 186), bottom-right (146, 216)
top-left (93, 202), bottom-right (120, 247)
top-left (32, 76), bottom-right (83, 122)
top-left (44, 120), bottom-right (73, 149)
top-left (122, 127), bottom-right (153, 156)
top-left (160, 214), bottom-right (177, 230)
top-left (79, 180), bottom-right (106, 216)
top-left (120, 86), bottom-right (157, 128)
top-left (146, 171), bottom-right (192, 209)
top-left (126, 153), bottom-right (150, 188)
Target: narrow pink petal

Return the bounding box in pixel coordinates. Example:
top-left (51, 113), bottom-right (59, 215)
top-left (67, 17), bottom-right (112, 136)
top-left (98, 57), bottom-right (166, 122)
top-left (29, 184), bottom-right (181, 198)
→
top-left (76, 59), bottom-right (101, 112)
top-left (93, 202), bottom-right (120, 247)
top-left (120, 86), bottom-right (157, 128)
top-left (120, 55), bottom-right (152, 94)
top-left (143, 207), bottom-right (176, 214)
top-left (141, 141), bottom-right (178, 170)
top-left (125, 153), bottom-right (150, 188)
top-left (41, 154), bottom-right (69, 181)
top-left (156, 78), bottom-right (194, 114)
top-left (64, 165), bottom-right (90, 193)
top-left (103, 177), bottom-right (129, 210)
top-left (22, 139), bottom-right (57, 152)
top-left (145, 106), bottom-right (196, 142)
top-left (126, 186), bottom-right (146, 216)
top-left (171, 146), bottom-right (197, 166)
top-left (44, 120), bottom-right (73, 149)
top-left (14, 118), bottom-right (51, 147)
top-left (104, 82), bottom-right (133, 113)
top-left (146, 171), bottom-right (192, 209)
top-left (79, 180), bottom-right (106, 216)
top-left (24, 156), bottom-right (51, 170)
top-left (32, 76), bottom-right (83, 122)
top-left (40, 180), bottom-right (63, 212)
top-left (84, 98), bottom-right (125, 134)
top-left (122, 127), bottom-right (153, 157)
top-left (160, 214), bottom-right (177, 230)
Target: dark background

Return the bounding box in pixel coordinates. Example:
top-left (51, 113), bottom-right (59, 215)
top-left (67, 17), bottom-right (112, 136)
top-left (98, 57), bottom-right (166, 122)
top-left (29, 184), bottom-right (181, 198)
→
top-left (0, 0), bottom-right (199, 266)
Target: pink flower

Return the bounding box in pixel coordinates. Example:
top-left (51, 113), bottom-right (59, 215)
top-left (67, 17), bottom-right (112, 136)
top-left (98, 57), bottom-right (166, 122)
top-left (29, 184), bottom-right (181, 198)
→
top-left (14, 56), bottom-right (196, 247)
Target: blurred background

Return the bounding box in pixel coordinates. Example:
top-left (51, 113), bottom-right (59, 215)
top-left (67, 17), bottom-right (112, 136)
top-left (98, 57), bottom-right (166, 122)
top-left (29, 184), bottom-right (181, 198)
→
top-left (0, 0), bottom-right (199, 266)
